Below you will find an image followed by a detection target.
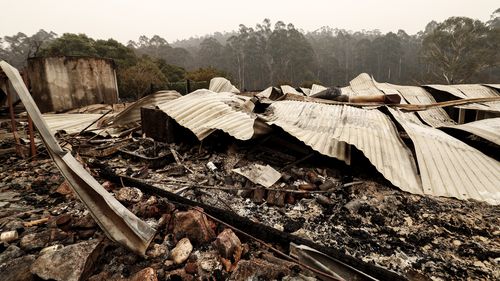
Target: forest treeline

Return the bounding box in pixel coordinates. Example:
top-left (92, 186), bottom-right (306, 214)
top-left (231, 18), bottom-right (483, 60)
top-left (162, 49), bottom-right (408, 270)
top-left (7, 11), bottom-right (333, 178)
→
top-left (1, 9), bottom-right (499, 99)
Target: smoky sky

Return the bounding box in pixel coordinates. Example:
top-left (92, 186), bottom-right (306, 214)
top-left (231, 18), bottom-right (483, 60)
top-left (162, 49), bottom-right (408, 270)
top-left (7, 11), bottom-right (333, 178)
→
top-left (0, 0), bottom-right (498, 43)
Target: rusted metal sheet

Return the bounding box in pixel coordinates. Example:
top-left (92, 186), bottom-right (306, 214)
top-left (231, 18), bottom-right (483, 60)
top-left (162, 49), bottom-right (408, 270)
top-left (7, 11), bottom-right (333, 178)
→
top-left (389, 107), bottom-right (500, 204)
top-left (158, 89), bottom-right (257, 140)
top-left (27, 56), bottom-right (119, 113)
top-left (104, 90), bottom-right (180, 128)
top-left (208, 77), bottom-right (240, 93)
top-left (442, 118), bottom-right (500, 146)
top-left (1, 60), bottom-right (156, 255)
top-left (263, 101), bottom-right (423, 194)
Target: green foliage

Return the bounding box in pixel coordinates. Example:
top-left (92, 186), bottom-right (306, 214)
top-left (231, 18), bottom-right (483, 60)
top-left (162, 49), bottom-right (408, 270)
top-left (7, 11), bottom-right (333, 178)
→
top-left (118, 56), bottom-right (167, 99)
top-left (39, 33), bottom-right (97, 57)
top-left (186, 67), bottom-right (228, 82)
top-left (422, 17), bottom-right (496, 83)
top-left (155, 58), bottom-right (186, 82)
top-left (129, 35), bottom-right (194, 69)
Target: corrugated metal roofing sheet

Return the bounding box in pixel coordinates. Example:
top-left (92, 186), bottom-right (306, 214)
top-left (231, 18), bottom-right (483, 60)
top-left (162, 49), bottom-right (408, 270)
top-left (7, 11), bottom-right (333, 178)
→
top-left (442, 118), bottom-right (500, 146)
top-left (300, 87), bottom-right (311, 96)
top-left (104, 91), bottom-right (181, 128)
top-left (389, 108), bottom-right (500, 204)
top-left (376, 83), bottom-right (455, 127)
top-left (256, 87), bottom-right (274, 98)
top-left (484, 84), bottom-right (500, 91)
top-left (310, 84), bottom-right (327, 96)
top-left (263, 101), bottom-right (422, 193)
top-left (281, 85), bottom-right (303, 96)
top-left (349, 73), bottom-right (384, 96)
top-left (264, 101), bottom-right (348, 163)
top-left (209, 77), bottom-right (240, 93)
top-left (426, 84), bottom-right (500, 112)
top-left (158, 89), bottom-right (256, 140)
top-left (43, 113), bottom-right (102, 135)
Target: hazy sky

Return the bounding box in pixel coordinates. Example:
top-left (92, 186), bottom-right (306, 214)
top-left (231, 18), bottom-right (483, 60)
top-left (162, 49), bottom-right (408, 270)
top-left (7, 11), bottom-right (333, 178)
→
top-left (1, 0), bottom-right (498, 43)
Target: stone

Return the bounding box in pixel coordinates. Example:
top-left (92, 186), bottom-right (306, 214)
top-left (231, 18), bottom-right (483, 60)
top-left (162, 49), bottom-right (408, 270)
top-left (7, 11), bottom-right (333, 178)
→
top-left (55, 180), bottom-right (75, 198)
top-left (184, 261), bottom-right (198, 274)
top-left (214, 229), bottom-right (242, 261)
top-left (30, 239), bottom-right (102, 281)
top-left (132, 196), bottom-right (160, 218)
top-left (77, 229), bottom-right (96, 239)
top-left (128, 267), bottom-right (157, 281)
top-left (146, 243), bottom-right (168, 258)
top-left (115, 187), bottom-right (143, 204)
top-left (20, 229), bottom-right (69, 251)
top-left (72, 213), bottom-right (97, 229)
top-left (172, 209), bottom-right (215, 245)
top-left (0, 245), bottom-right (24, 264)
top-left (170, 238), bottom-right (193, 265)
top-left (198, 251), bottom-right (221, 273)
top-left (0, 255), bottom-right (36, 281)
top-left (55, 214), bottom-right (72, 226)
top-left (165, 268), bottom-right (194, 281)
top-left (230, 258), bottom-right (291, 280)
top-left (0, 230), bottom-right (18, 243)
top-left (39, 244), bottom-right (64, 255)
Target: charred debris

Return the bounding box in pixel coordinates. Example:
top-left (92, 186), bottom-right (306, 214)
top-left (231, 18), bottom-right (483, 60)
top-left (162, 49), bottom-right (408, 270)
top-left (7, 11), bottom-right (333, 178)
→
top-left (0, 60), bottom-right (499, 281)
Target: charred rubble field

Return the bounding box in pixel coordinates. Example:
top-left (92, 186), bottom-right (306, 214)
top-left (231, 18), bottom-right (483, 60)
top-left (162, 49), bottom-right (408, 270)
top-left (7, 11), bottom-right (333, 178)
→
top-left (0, 124), bottom-right (499, 281)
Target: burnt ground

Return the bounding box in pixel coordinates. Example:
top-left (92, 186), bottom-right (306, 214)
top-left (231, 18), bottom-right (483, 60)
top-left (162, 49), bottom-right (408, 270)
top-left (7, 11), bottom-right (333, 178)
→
top-left (0, 129), bottom-right (499, 281)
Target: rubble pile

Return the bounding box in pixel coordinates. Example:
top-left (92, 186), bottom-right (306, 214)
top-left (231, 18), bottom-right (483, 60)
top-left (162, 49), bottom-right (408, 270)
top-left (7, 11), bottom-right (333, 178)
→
top-left (1, 131), bottom-right (499, 280)
top-left (1, 63), bottom-right (499, 281)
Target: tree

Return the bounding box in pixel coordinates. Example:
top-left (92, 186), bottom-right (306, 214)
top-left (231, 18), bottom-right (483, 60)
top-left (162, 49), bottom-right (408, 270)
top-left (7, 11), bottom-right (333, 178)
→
top-left (186, 67), bottom-right (228, 82)
top-left (155, 58), bottom-right (186, 82)
top-left (0, 30), bottom-right (56, 68)
top-left (118, 57), bottom-right (167, 99)
top-left (39, 33), bottom-right (97, 57)
top-left (421, 17), bottom-right (496, 83)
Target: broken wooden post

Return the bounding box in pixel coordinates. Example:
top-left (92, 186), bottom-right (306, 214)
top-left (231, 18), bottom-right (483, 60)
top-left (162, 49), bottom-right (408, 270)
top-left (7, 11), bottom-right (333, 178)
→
top-left (27, 114), bottom-right (36, 158)
top-left (7, 81), bottom-right (23, 158)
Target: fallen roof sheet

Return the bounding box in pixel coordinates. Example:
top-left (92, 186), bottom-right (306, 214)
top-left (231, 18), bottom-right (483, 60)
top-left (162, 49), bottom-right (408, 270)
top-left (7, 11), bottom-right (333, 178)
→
top-left (104, 90), bottom-right (181, 128)
top-left (442, 118), bottom-right (500, 146)
top-left (209, 77), bottom-right (240, 93)
top-left (310, 84), bottom-right (327, 96)
top-left (484, 84), bottom-right (500, 91)
top-left (425, 84), bottom-right (500, 112)
top-left (1, 60), bottom-right (156, 255)
top-left (389, 107), bottom-right (500, 204)
top-left (376, 83), bottom-right (455, 127)
top-left (158, 89), bottom-right (256, 140)
top-left (263, 101), bottom-right (422, 194)
top-left (299, 87), bottom-right (311, 96)
top-left (280, 85), bottom-right (303, 96)
top-left (43, 113), bottom-right (103, 135)
top-left (349, 73), bottom-right (384, 96)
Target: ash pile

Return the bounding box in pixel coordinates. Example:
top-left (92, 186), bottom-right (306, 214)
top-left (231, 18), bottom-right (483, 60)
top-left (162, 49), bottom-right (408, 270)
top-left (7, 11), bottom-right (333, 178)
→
top-left (1, 61), bottom-right (499, 281)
